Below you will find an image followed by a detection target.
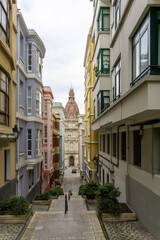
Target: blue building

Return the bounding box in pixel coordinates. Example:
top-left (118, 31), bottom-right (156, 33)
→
top-left (53, 102), bottom-right (65, 178)
top-left (16, 12), bottom-right (46, 202)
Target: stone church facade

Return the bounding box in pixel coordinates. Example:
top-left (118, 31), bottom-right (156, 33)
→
top-left (64, 89), bottom-right (81, 168)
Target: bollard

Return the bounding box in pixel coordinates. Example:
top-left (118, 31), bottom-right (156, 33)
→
top-left (65, 194), bottom-right (68, 214)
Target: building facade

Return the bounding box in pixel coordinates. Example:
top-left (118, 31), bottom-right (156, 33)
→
top-left (53, 102), bottom-right (65, 178)
top-left (84, 27), bottom-right (99, 182)
top-left (90, 0), bottom-right (160, 238)
top-left (64, 89), bottom-right (80, 168)
top-left (42, 86), bottom-right (54, 193)
top-left (16, 12), bottom-right (45, 202)
top-left (0, 0), bottom-right (17, 201)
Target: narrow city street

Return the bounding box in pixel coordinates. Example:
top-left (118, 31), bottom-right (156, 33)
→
top-left (21, 168), bottom-right (105, 240)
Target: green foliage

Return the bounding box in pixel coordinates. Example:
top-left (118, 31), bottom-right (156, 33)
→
top-left (41, 192), bottom-right (50, 200)
top-left (94, 66), bottom-right (99, 73)
top-left (83, 181), bottom-right (99, 199)
top-left (78, 185), bottom-right (86, 195)
top-left (50, 187), bottom-right (64, 196)
top-left (0, 196), bottom-right (29, 215)
top-left (95, 183), bottom-right (121, 216)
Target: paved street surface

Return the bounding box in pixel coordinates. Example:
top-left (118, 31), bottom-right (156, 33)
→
top-left (21, 167), bottom-right (105, 240)
top-left (0, 224), bottom-right (23, 240)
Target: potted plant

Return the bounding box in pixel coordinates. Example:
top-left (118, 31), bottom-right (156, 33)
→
top-left (82, 181), bottom-right (99, 203)
top-left (95, 183), bottom-right (136, 222)
top-left (32, 192), bottom-right (51, 205)
top-left (0, 195), bottom-right (32, 224)
top-left (94, 66), bottom-right (99, 77)
top-left (50, 187), bottom-right (64, 199)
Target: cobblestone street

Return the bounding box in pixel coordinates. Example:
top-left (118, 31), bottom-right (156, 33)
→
top-left (0, 224), bottom-right (23, 240)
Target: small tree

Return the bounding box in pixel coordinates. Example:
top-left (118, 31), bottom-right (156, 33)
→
top-left (95, 183), bottom-right (121, 216)
top-left (50, 187), bottom-right (64, 196)
top-left (78, 185), bottom-right (86, 195)
top-left (83, 181), bottom-right (99, 199)
top-left (41, 192), bottom-right (50, 200)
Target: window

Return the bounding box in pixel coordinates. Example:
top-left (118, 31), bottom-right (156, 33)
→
top-left (28, 44), bottom-right (32, 71)
top-left (115, 60), bottom-right (121, 99)
top-left (36, 49), bottom-right (42, 78)
top-left (70, 142), bottom-right (73, 151)
top-left (88, 120), bottom-right (90, 135)
top-left (114, 0), bottom-right (121, 30)
top-left (107, 173), bottom-right (109, 182)
top-left (121, 132), bottom-right (126, 161)
top-left (98, 7), bottom-right (110, 31)
top-left (88, 92), bottom-right (90, 109)
top-left (88, 147), bottom-right (90, 162)
top-left (107, 134), bottom-right (110, 154)
top-left (132, 8), bottom-right (160, 83)
top-left (27, 129), bottom-right (32, 157)
top-left (153, 128), bottom-right (160, 174)
top-left (44, 100), bottom-right (47, 117)
top-left (44, 152), bottom-right (47, 169)
top-left (98, 49), bottom-right (110, 74)
top-left (44, 126), bottom-right (47, 143)
top-left (133, 16), bottom-right (149, 81)
top-left (103, 134), bottom-right (105, 152)
top-left (133, 130), bottom-right (141, 167)
top-left (4, 150), bottom-right (10, 181)
top-left (28, 170), bottom-right (34, 188)
top-left (20, 32), bottom-right (24, 59)
top-left (103, 169), bottom-right (105, 185)
top-left (27, 87), bottom-right (32, 115)
top-left (113, 133), bottom-right (117, 157)
top-left (36, 130), bottom-right (41, 155)
top-left (0, 0), bottom-right (10, 45)
top-left (36, 89), bottom-right (42, 117)
top-left (0, 68), bottom-right (9, 125)
top-left (97, 90), bottom-right (110, 115)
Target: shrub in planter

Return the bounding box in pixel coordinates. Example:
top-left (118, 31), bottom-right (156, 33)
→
top-left (0, 196), bottom-right (29, 215)
top-left (83, 181), bottom-right (99, 199)
top-left (78, 185), bottom-right (86, 195)
top-left (41, 192), bottom-right (50, 200)
top-left (50, 187), bottom-right (64, 197)
top-left (95, 183), bottom-right (121, 216)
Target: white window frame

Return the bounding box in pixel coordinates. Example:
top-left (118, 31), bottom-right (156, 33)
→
top-left (36, 130), bottom-right (41, 155)
top-left (28, 44), bottom-right (32, 71)
top-left (36, 89), bottom-right (42, 117)
top-left (44, 125), bottom-right (47, 143)
top-left (44, 99), bottom-right (47, 117)
top-left (44, 152), bottom-right (47, 169)
top-left (27, 86), bottom-right (32, 115)
top-left (27, 129), bottom-right (32, 157)
top-left (115, 59), bottom-right (121, 99)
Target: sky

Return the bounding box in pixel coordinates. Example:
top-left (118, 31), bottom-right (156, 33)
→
top-left (18, 0), bottom-right (93, 114)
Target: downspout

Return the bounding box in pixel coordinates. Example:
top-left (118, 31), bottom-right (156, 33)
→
top-left (117, 124), bottom-right (125, 167)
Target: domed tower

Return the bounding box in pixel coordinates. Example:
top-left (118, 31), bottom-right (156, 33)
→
top-left (64, 88), bottom-right (79, 117)
top-left (64, 88), bottom-right (80, 168)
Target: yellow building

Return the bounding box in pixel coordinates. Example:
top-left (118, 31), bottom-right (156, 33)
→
top-left (83, 28), bottom-right (98, 182)
top-left (0, 0), bottom-right (17, 200)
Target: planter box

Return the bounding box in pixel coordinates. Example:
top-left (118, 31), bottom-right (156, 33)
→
top-left (50, 196), bottom-right (58, 199)
top-left (32, 197), bottom-right (51, 205)
top-left (86, 199), bottom-right (96, 204)
top-left (0, 205), bottom-right (32, 224)
top-left (100, 203), bottom-right (136, 222)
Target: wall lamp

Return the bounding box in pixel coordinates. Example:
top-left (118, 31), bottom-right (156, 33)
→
top-left (12, 125), bottom-right (20, 140)
top-left (93, 155), bottom-right (99, 165)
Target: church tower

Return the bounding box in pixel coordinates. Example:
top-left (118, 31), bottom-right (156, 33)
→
top-left (64, 88), bottom-right (80, 168)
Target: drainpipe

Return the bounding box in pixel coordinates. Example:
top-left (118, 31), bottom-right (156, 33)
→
top-left (117, 124), bottom-right (125, 167)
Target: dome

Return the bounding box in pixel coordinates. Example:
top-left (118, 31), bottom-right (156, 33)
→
top-left (65, 88), bottom-right (79, 117)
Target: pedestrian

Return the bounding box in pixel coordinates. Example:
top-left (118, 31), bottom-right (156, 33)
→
top-left (68, 189), bottom-right (72, 200)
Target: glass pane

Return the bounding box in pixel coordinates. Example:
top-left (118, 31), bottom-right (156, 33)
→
top-left (28, 98), bottom-right (31, 108)
top-left (103, 90), bottom-right (110, 96)
top-left (115, 74), bottom-right (120, 97)
top-left (103, 55), bottom-right (110, 70)
top-left (98, 53), bottom-right (101, 71)
top-left (140, 30), bottom-right (148, 73)
top-left (0, 91), bottom-right (5, 111)
top-left (2, 9), bottom-right (6, 30)
top-left (28, 87), bottom-right (31, 97)
top-left (103, 15), bottom-right (109, 30)
top-left (158, 24), bottom-right (160, 65)
top-left (133, 42), bottom-right (140, 79)
top-left (103, 8), bottom-right (109, 14)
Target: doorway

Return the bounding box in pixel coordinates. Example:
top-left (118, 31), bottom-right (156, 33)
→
top-left (69, 156), bottom-right (74, 166)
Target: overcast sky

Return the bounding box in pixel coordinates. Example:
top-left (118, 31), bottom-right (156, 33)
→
top-left (18, 0), bottom-right (93, 113)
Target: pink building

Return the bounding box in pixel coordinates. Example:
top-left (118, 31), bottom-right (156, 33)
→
top-left (42, 86), bottom-right (54, 193)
